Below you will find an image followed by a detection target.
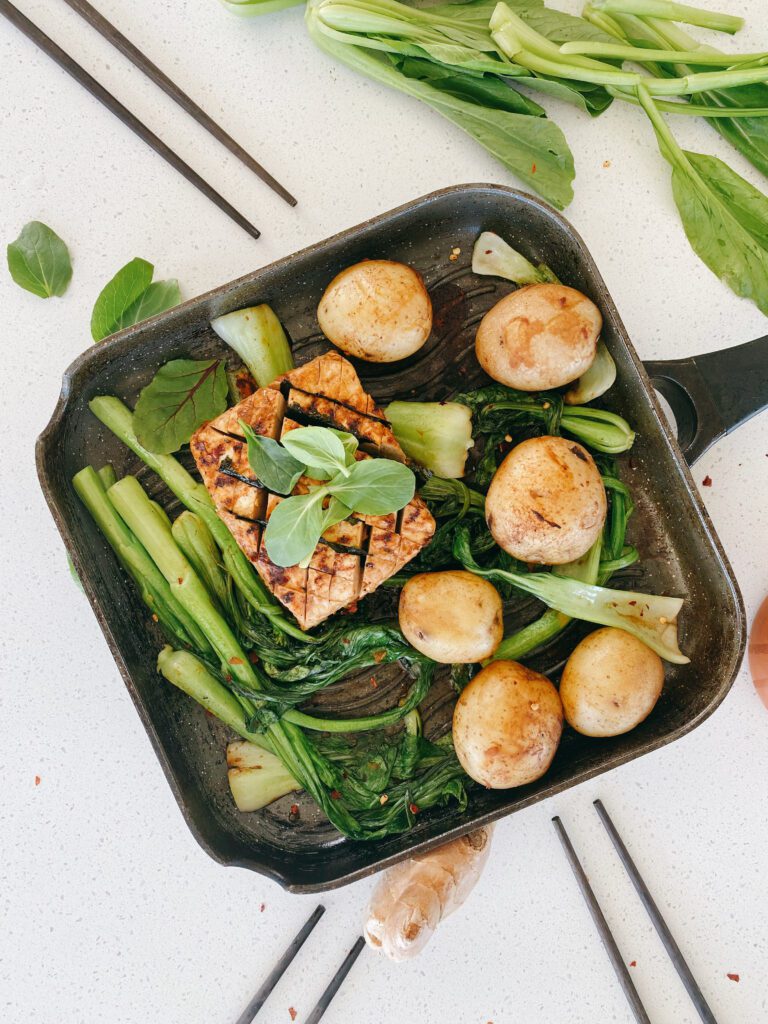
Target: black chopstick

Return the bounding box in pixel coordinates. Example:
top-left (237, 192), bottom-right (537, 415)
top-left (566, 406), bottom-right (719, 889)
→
top-left (234, 905), bottom-right (326, 1024)
top-left (59, 0), bottom-right (296, 207)
top-left (552, 816), bottom-right (651, 1024)
top-left (593, 800), bottom-right (719, 1024)
top-left (303, 936), bottom-right (366, 1024)
top-left (1, 0), bottom-right (260, 241)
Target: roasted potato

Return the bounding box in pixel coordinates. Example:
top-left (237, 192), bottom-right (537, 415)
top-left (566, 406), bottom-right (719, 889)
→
top-left (485, 435), bottom-right (607, 565)
top-left (399, 571), bottom-right (504, 664)
top-left (475, 283), bottom-right (601, 390)
top-left (317, 259), bottom-right (432, 362)
top-left (560, 627), bottom-right (665, 737)
top-left (453, 660), bottom-right (563, 788)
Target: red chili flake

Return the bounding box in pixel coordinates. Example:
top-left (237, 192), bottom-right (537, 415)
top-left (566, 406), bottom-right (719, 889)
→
top-left (342, 637), bottom-right (351, 645)
top-left (629, 600), bottom-right (637, 606)
top-left (177, 577), bottom-right (183, 585)
top-left (484, 250), bottom-right (492, 255)
top-left (34, 775), bottom-right (41, 786)
top-left (727, 973), bottom-right (740, 983)
top-left (248, 651), bottom-right (260, 664)
top-left (629, 961), bottom-right (637, 968)
top-left (229, 657), bottom-right (244, 666)
top-left (289, 1009), bottom-right (297, 1022)
top-left (531, 163), bottom-right (537, 173)
top-left (289, 804), bottom-right (300, 821)
top-left (373, 649), bottom-right (386, 663)
top-left (259, 902), bottom-right (266, 912)
top-left (330, 790), bottom-right (341, 800)
top-left (702, 475), bottom-right (712, 487)
top-left (409, 803), bottom-right (420, 815)
top-left (370, 676), bottom-right (379, 689)
top-left (224, 673), bottom-right (233, 682)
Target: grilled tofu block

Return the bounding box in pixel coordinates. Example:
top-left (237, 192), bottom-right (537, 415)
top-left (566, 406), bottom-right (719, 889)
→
top-left (191, 352), bottom-right (435, 631)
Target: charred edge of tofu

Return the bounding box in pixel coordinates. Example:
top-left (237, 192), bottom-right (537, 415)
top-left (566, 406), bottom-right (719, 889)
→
top-left (278, 380), bottom-right (391, 427)
top-left (218, 457), bottom-right (267, 490)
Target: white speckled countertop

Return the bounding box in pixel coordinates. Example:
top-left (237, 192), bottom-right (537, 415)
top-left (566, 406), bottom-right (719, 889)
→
top-left (2, 1), bottom-right (767, 1021)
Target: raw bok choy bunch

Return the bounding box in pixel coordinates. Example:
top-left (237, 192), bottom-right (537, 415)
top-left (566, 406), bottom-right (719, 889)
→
top-left (490, 1), bottom-right (768, 315)
top-left (305, 0), bottom-right (577, 208)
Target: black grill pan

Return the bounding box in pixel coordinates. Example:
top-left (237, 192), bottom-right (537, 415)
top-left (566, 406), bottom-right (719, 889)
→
top-left (36, 185), bottom-right (768, 892)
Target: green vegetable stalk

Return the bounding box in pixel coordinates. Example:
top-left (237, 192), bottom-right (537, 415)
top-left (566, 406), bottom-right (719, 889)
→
top-left (588, 0), bottom-right (744, 35)
top-left (158, 646), bottom-right (273, 750)
top-left (385, 400), bottom-right (474, 478)
top-left (171, 511), bottom-right (238, 621)
top-left (454, 526), bottom-right (685, 663)
top-left (210, 304), bottom-right (295, 387)
top-left (73, 466), bottom-right (211, 653)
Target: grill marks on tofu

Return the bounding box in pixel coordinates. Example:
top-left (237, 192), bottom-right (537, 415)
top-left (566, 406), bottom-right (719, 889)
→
top-left (190, 352), bottom-right (435, 630)
top-left (284, 388), bottom-right (404, 462)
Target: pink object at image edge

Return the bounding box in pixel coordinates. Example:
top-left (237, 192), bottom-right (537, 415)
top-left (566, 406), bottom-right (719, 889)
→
top-left (748, 595), bottom-right (768, 709)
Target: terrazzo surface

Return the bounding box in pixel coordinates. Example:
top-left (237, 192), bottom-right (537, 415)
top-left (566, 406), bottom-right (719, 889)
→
top-left (1, 1), bottom-right (767, 1021)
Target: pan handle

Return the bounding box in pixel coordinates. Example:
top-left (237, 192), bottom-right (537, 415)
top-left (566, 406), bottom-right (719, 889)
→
top-left (643, 333), bottom-right (768, 465)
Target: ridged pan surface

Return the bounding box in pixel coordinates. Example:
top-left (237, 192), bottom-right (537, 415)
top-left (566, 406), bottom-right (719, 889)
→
top-left (37, 185), bottom-right (745, 892)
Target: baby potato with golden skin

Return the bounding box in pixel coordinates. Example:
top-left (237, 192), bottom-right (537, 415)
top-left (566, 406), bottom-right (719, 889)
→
top-left (453, 660), bottom-right (563, 788)
top-left (485, 435), bottom-right (607, 565)
top-left (398, 571), bottom-right (503, 664)
top-left (475, 283), bottom-right (601, 390)
top-left (318, 259), bottom-right (432, 362)
top-left (560, 627), bottom-right (665, 737)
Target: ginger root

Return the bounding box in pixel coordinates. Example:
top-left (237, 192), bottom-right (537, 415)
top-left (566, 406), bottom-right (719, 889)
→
top-left (363, 825), bottom-right (493, 961)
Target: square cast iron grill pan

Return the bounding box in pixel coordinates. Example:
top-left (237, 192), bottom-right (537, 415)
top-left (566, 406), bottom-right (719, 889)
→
top-left (38, 184), bottom-right (764, 892)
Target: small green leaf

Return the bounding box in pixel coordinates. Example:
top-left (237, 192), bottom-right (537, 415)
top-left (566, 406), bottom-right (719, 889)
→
top-left (91, 258), bottom-right (180, 341)
top-left (6, 221), bottom-right (72, 298)
top-left (671, 150), bottom-right (768, 315)
top-left (327, 429), bottom-right (359, 462)
top-left (240, 421), bottom-right (306, 495)
top-left (133, 358), bottom-right (228, 454)
top-left (91, 258), bottom-right (153, 340)
top-left (281, 426), bottom-right (349, 476)
top-left (321, 496), bottom-right (354, 532)
top-left (264, 489), bottom-right (328, 567)
top-left (328, 459), bottom-right (415, 515)
top-left (116, 279), bottom-right (181, 332)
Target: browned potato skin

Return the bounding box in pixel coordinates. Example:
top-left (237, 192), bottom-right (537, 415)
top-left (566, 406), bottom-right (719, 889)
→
top-left (317, 260), bottom-right (432, 362)
top-left (560, 628), bottom-right (665, 737)
top-left (399, 571), bottom-right (503, 664)
top-left (485, 435), bottom-right (607, 565)
top-left (453, 661), bottom-right (563, 788)
top-left (475, 283), bottom-right (601, 390)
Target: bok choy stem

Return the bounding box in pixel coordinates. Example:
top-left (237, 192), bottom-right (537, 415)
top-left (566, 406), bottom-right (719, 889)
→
top-left (588, 0), bottom-right (744, 35)
top-left (73, 466), bottom-right (212, 654)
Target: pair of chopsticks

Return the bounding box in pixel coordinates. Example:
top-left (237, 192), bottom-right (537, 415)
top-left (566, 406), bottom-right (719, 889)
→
top-left (554, 800), bottom-right (718, 1024)
top-left (1, 0), bottom-right (296, 240)
top-left (234, 905), bottom-right (365, 1024)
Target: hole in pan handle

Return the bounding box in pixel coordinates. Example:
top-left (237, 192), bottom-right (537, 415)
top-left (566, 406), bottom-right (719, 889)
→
top-left (644, 332), bottom-right (768, 466)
